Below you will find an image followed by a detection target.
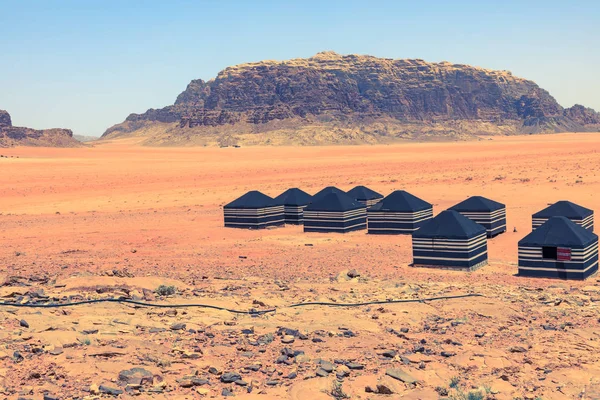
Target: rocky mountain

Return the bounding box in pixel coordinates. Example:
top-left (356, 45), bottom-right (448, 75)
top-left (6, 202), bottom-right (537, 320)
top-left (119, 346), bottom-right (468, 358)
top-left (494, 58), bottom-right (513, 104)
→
top-left (102, 52), bottom-right (600, 145)
top-left (0, 110), bottom-right (79, 147)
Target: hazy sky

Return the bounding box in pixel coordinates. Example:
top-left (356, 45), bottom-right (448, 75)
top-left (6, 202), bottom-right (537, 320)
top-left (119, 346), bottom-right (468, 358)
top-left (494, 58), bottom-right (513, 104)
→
top-left (1, 0), bottom-right (598, 136)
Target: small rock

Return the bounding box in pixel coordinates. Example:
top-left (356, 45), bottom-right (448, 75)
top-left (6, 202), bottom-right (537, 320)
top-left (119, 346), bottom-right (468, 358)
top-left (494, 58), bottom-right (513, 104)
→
top-left (336, 365), bottom-right (350, 377)
top-left (221, 372), bottom-right (242, 383)
top-left (20, 320), bottom-right (29, 328)
top-left (377, 384), bottom-right (394, 394)
top-left (441, 351), bottom-right (456, 358)
top-left (118, 368), bottom-right (154, 385)
top-left (346, 362), bottom-right (364, 370)
top-left (319, 360), bottom-right (335, 373)
top-left (170, 323), bottom-right (187, 331)
top-left (381, 350), bottom-right (397, 358)
top-left (287, 371), bottom-right (297, 379)
top-left (508, 346), bottom-right (528, 353)
top-left (234, 379), bottom-right (248, 387)
top-left (99, 385), bottom-right (123, 396)
top-left (315, 368), bottom-right (329, 377)
top-left (43, 395), bottom-right (59, 400)
top-left (196, 387), bottom-right (210, 396)
top-left (347, 269), bottom-right (360, 278)
top-left (266, 380), bottom-right (279, 386)
top-left (281, 335), bottom-right (295, 344)
top-left (222, 387), bottom-right (234, 396)
top-left (208, 367), bottom-right (221, 375)
top-left (386, 368), bottom-right (417, 384)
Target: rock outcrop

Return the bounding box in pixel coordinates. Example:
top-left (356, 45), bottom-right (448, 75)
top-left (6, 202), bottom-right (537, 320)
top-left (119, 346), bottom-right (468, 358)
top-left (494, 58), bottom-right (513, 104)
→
top-left (102, 52), bottom-right (600, 145)
top-left (0, 110), bottom-right (79, 147)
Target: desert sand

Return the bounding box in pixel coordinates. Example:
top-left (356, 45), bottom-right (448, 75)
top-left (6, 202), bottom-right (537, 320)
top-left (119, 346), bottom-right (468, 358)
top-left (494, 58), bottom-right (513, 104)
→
top-left (1, 133), bottom-right (600, 399)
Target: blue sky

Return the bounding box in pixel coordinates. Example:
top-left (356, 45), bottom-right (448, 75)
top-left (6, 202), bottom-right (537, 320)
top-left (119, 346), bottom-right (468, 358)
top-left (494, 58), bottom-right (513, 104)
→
top-left (0, 0), bottom-right (598, 136)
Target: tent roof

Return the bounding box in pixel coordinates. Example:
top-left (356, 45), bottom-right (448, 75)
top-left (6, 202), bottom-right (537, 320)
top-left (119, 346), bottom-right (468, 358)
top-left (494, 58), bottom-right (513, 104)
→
top-left (305, 191), bottom-right (364, 212)
top-left (273, 188), bottom-right (312, 206)
top-left (519, 216), bottom-right (597, 247)
top-left (311, 186), bottom-right (347, 203)
top-left (369, 190), bottom-right (431, 212)
top-left (224, 190), bottom-right (277, 209)
top-left (532, 200), bottom-right (593, 219)
top-left (449, 196), bottom-right (505, 212)
top-left (413, 210), bottom-right (486, 239)
top-left (346, 185), bottom-right (383, 201)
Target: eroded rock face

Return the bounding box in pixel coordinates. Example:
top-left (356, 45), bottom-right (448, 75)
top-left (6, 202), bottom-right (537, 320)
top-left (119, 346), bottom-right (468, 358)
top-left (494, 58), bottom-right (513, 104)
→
top-left (0, 110), bottom-right (12, 127)
top-left (102, 51), bottom-right (600, 142)
top-left (0, 110), bottom-right (78, 147)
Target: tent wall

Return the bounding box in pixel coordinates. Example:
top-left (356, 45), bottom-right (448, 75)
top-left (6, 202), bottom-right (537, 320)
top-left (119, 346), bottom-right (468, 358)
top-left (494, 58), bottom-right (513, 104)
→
top-left (224, 205), bottom-right (285, 229)
top-left (532, 214), bottom-right (594, 231)
top-left (283, 205), bottom-right (307, 224)
top-left (457, 208), bottom-right (506, 237)
top-left (304, 209), bottom-right (367, 233)
top-left (368, 208), bottom-right (433, 234)
top-left (412, 233), bottom-right (488, 270)
top-left (518, 241), bottom-right (599, 280)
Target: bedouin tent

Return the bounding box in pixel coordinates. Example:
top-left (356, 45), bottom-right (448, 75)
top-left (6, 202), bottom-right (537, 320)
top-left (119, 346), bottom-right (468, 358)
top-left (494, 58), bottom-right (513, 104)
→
top-left (310, 186), bottom-right (348, 203)
top-left (303, 191), bottom-right (367, 233)
top-left (223, 190), bottom-right (284, 229)
top-left (367, 190), bottom-right (433, 234)
top-left (412, 210), bottom-right (488, 271)
top-left (273, 188), bottom-right (312, 224)
top-left (449, 196), bottom-right (506, 238)
top-left (532, 200), bottom-right (594, 231)
top-left (346, 185), bottom-right (384, 207)
top-left (518, 216), bottom-right (598, 280)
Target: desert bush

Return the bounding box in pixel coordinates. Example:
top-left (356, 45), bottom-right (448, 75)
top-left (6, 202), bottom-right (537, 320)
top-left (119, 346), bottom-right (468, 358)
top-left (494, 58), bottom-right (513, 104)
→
top-left (156, 285), bottom-right (176, 296)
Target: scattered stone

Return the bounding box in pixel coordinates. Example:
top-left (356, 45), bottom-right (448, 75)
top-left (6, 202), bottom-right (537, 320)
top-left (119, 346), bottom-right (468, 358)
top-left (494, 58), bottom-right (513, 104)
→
top-left (196, 387), bottom-right (210, 396)
top-left (266, 380), bottom-right (279, 386)
top-left (49, 347), bottom-right (63, 356)
top-left (19, 320), bottom-right (29, 328)
top-left (281, 335), bottom-right (295, 344)
top-left (222, 388), bottom-right (234, 396)
top-left (381, 350), bottom-right (397, 358)
top-left (287, 371), bottom-right (297, 379)
top-left (319, 360), bottom-right (335, 373)
top-left (170, 323), bottom-right (187, 331)
top-left (83, 329), bottom-right (99, 334)
top-left (400, 327), bottom-right (409, 333)
top-left (221, 372), bottom-right (242, 383)
top-left (377, 384), bottom-right (394, 394)
top-left (386, 368), bottom-right (417, 384)
top-left (99, 385), bottom-right (123, 396)
top-left (312, 337), bottom-right (324, 343)
top-left (13, 351), bottom-right (24, 362)
top-left (509, 346), bottom-right (528, 353)
top-left (346, 362), bottom-right (364, 370)
top-left (441, 351), bottom-right (456, 358)
top-left (316, 368), bottom-right (329, 377)
top-left (234, 379), bottom-right (248, 387)
top-left (336, 365), bottom-right (350, 378)
top-left (118, 368), bottom-right (154, 385)
top-left (43, 395), bottom-right (59, 400)
top-left (208, 367), bottom-right (221, 375)
top-left (192, 378), bottom-right (210, 386)
top-left (347, 269), bottom-right (360, 278)
top-left (475, 332), bottom-right (485, 338)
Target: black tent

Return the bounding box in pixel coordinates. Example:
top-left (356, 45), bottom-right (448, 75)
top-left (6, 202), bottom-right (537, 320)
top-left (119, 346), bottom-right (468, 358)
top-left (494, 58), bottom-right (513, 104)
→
top-left (412, 210), bottom-right (488, 271)
top-left (346, 185), bottom-right (384, 207)
top-left (367, 190), bottom-right (433, 234)
top-left (532, 201), bottom-right (593, 231)
top-left (223, 190), bottom-right (284, 229)
top-left (518, 216), bottom-right (598, 280)
top-left (273, 188), bottom-right (312, 224)
top-left (311, 186), bottom-right (347, 203)
top-left (449, 196), bottom-right (506, 238)
top-left (304, 191), bottom-right (367, 233)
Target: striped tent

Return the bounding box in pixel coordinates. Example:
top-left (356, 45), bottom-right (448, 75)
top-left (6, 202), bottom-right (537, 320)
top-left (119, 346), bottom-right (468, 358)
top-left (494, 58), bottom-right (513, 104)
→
top-left (532, 201), bottom-right (593, 231)
top-left (223, 190), bottom-right (284, 229)
top-left (311, 186), bottom-right (347, 203)
top-left (518, 216), bottom-right (598, 280)
top-left (346, 185), bottom-right (384, 207)
top-left (367, 190), bottom-right (433, 234)
top-left (304, 192), bottom-right (367, 233)
top-left (273, 188), bottom-right (312, 224)
top-left (449, 196), bottom-right (506, 238)
top-left (412, 210), bottom-right (488, 271)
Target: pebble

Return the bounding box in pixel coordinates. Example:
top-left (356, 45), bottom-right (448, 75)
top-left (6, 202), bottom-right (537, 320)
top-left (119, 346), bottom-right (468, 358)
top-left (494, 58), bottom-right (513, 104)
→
top-left (20, 320), bottom-right (29, 328)
top-left (319, 360), bottom-right (335, 373)
top-left (281, 335), bottom-right (295, 344)
top-left (99, 385), bottom-right (123, 396)
top-left (441, 351), bottom-right (456, 357)
top-left (381, 350), bottom-right (397, 358)
top-left (234, 379), bottom-right (248, 387)
top-left (266, 380), bottom-right (279, 386)
top-left (222, 388), bottom-right (234, 396)
top-left (315, 368), bottom-right (329, 377)
top-left (118, 368), bottom-right (154, 385)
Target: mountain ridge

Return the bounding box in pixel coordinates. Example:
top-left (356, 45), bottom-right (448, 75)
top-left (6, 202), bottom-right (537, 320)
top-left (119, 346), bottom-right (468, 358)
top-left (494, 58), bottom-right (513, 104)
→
top-left (102, 52), bottom-right (600, 146)
top-left (0, 109), bottom-right (80, 148)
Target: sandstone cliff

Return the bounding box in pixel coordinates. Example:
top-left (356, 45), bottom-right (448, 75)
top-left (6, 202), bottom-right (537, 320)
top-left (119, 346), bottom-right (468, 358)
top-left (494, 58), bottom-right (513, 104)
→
top-left (102, 52), bottom-right (600, 145)
top-left (0, 110), bottom-right (79, 147)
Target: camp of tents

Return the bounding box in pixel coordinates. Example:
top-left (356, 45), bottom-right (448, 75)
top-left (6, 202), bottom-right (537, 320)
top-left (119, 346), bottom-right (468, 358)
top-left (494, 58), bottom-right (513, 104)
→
top-left (223, 187), bottom-right (597, 280)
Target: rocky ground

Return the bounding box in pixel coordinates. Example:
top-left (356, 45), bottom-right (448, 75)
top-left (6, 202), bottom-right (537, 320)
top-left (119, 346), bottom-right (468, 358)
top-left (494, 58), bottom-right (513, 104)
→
top-left (2, 134), bottom-right (600, 399)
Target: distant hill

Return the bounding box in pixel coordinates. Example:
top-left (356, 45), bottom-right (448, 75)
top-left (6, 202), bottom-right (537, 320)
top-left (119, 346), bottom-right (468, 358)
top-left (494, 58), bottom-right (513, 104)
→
top-left (102, 52), bottom-right (600, 146)
top-left (0, 109), bottom-right (80, 147)
top-left (73, 134), bottom-right (99, 143)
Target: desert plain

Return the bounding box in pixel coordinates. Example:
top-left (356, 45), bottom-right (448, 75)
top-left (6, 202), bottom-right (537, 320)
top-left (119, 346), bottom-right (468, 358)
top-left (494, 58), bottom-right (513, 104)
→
top-left (1, 133), bottom-right (600, 399)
